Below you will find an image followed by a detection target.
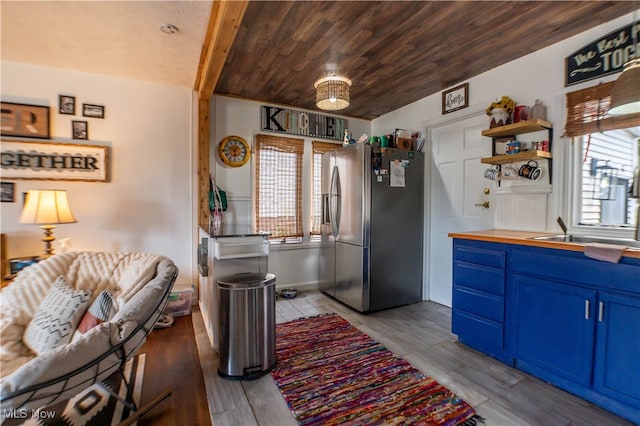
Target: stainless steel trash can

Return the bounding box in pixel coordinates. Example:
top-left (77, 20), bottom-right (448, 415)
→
top-left (217, 272), bottom-right (277, 380)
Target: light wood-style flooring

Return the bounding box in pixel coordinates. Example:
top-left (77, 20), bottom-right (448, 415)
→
top-left (193, 291), bottom-right (634, 426)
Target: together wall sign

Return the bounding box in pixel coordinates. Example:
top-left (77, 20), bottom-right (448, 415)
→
top-left (1, 140), bottom-right (109, 182)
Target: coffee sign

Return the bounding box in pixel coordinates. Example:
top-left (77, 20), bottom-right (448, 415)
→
top-left (565, 22), bottom-right (640, 86)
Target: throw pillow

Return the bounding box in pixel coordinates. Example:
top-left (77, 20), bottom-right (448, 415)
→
top-left (73, 290), bottom-right (118, 341)
top-left (23, 276), bottom-right (92, 355)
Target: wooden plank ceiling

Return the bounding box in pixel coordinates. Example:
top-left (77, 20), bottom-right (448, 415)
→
top-left (213, 1), bottom-right (637, 120)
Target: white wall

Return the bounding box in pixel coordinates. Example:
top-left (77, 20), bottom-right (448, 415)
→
top-left (211, 95), bottom-right (371, 288)
top-left (372, 11), bottom-right (637, 234)
top-left (1, 61), bottom-right (196, 288)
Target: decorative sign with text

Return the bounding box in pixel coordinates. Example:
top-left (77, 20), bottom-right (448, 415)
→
top-left (565, 22), bottom-right (639, 86)
top-left (442, 83), bottom-right (469, 114)
top-left (261, 105), bottom-right (347, 141)
top-left (1, 139), bottom-right (109, 181)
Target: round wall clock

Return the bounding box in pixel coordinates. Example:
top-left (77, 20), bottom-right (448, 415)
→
top-left (218, 135), bottom-right (251, 167)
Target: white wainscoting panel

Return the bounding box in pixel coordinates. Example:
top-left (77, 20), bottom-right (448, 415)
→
top-left (494, 186), bottom-right (552, 231)
top-left (224, 195), bottom-right (251, 226)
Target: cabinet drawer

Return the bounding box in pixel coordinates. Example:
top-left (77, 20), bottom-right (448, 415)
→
top-left (511, 247), bottom-right (640, 294)
top-left (452, 309), bottom-right (503, 350)
top-left (454, 286), bottom-right (504, 322)
top-left (454, 261), bottom-right (505, 295)
top-left (213, 237), bottom-right (269, 260)
top-left (454, 244), bottom-right (506, 269)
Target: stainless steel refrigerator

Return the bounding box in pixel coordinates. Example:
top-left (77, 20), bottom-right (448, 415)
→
top-left (320, 143), bottom-right (424, 312)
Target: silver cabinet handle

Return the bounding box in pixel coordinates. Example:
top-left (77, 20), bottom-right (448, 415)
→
top-left (585, 300), bottom-right (590, 320)
top-left (598, 301), bottom-right (604, 322)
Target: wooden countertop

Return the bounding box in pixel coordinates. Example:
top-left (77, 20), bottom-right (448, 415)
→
top-left (448, 229), bottom-right (640, 259)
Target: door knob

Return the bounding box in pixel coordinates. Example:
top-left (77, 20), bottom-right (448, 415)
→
top-left (475, 201), bottom-right (490, 208)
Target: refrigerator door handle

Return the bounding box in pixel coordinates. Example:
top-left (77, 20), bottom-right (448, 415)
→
top-left (322, 194), bottom-right (330, 225)
top-left (330, 165), bottom-right (340, 236)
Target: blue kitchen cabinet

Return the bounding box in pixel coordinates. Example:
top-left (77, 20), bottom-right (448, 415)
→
top-left (593, 291), bottom-right (640, 409)
top-left (451, 238), bottom-right (640, 423)
top-left (451, 239), bottom-right (511, 364)
top-left (512, 274), bottom-right (596, 386)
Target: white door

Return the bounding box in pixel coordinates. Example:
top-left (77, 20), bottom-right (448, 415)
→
top-left (428, 113), bottom-right (492, 307)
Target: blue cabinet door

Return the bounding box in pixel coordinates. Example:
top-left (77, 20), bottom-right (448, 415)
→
top-left (593, 291), bottom-right (640, 408)
top-left (513, 274), bottom-right (597, 386)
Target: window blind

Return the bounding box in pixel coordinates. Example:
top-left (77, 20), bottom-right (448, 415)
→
top-left (255, 134), bottom-right (304, 239)
top-left (563, 81), bottom-right (640, 138)
top-left (311, 141), bottom-right (340, 235)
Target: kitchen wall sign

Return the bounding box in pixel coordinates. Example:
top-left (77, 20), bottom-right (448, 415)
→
top-left (565, 22), bottom-right (639, 86)
top-left (261, 105), bottom-right (347, 141)
top-left (442, 83), bottom-right (469, 114)
top-left (0, 102), bottom-right (50, 139)
top-left (0, 139), bottom-right (109, 182)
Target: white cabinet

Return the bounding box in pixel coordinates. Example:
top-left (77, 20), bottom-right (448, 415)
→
top-left (198, 228), bottom-right (270, 350)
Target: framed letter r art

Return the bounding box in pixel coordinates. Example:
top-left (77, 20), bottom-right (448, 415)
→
top-left (0, 102), bottom-right (50, 139)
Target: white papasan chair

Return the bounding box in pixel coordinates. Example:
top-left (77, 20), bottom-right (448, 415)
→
top-left (0, 251), bottom-right (177, 421)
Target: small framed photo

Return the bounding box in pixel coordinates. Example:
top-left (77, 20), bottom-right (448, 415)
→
top-left (72, 120), bottom-right (88, 140)
top-left (82, 103), bottom-right (105, 119)
top-left (59, 95), bottom-right (76, 115)
top-left (442, 83), bottom-right (469, 114)
top-left (1, 182), bottom-right (15, 202)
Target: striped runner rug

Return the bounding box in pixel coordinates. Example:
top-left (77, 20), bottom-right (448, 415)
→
top-left (272, 314), bottom-right (483, 426)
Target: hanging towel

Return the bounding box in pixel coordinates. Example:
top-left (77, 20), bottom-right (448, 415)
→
top-left (584, 243), bottom-right (628, 263)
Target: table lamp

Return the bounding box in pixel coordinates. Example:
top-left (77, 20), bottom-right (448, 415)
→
top-left (19, 189), bottom-right (77, 258)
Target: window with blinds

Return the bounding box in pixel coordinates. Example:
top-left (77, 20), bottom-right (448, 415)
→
top-left (311, 141), bottom-right (340, 236)
top-left (255, 134), bottom-right (304, 240)
top-left (564, 81), bottom-right (640, 138)
top-left (566, 81), bottom-right (640, 228)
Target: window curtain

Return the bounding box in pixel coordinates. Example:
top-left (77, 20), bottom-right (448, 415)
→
top-left (563, 81), bottom-right (640, 137)
top-left (255, 134), bottom-right (304, 239)
top-left (311, 141), bottom-right (340, 235)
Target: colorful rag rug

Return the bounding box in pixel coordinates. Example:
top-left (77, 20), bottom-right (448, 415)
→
top-left (3, 354), bottom-right (145, 426)
top-left (272, 314), bottom-right (483, 426)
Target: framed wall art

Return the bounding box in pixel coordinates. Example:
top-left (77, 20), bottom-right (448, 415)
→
top-left (1, 139), bottom-right (110, 182)
top-left (82, 103), bottom-right (105, 119)
top-left (442, 83), bottom-right (469, 114)
top-left (59, 95), bottom-right (76, 115)
top-left (0, 102), bottom-right (50, 139)
top-left (1, 182), bottom-right (15, 202)
top-left (72, 120), bottom-right (88, 140)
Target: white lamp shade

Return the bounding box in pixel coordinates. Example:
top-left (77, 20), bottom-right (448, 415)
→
top-left (19, 190), bottom-right (77, 225)
top-left (608, 59), bottom-right (640, 115)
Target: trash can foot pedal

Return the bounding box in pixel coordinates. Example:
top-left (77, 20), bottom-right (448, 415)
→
top-left (217, 362), bottom-right (277, 381)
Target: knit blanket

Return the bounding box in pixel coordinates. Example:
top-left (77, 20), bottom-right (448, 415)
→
top-left (0, 252), bottom-right (162, 378)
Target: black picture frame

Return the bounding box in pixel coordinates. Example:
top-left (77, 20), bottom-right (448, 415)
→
top-left (1, 182), bottom-right (15, 202)
top-left (442, 83), bottom-right (469, 114)
top-left (82, 103), bottom-right (105, 119)
top-left (0, 102), bottom-right (50, 139)
top-left (59, 95), bottom-right (76, 115)
top-left (72, 120), bottom-right (88, 140)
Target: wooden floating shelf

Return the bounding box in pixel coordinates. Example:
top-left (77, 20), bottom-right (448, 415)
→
top-left (481, 150), bottom-right (552, 165)
top-left (481, 119), bottom-right (553, 138)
